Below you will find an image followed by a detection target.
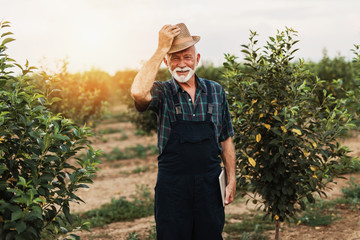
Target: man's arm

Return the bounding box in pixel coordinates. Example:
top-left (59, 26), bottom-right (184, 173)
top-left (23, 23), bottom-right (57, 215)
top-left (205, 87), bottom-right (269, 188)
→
top-left (220, 136), bottom-right (236, 205)
top-left (131, 25), bottom-right (180, 110)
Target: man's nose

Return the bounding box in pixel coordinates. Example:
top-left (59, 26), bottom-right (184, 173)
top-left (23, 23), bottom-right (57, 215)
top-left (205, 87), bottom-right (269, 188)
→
top-left (178, 58), bottom-right (187, 68)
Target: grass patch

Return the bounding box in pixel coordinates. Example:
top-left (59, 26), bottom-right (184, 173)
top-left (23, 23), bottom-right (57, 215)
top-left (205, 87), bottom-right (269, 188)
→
top-left (134, 129), bottom-right (153, 136)
top-left (296, 206), bottom-right (337, 227)
top-left (103, 144), bottom-right (158, 161)
top-left (234, 231), bottom-right (269, 240)
top-left (127, 232), bottom-right (141, 240)
top-left (77, 185), bottom-right (154, 228)
top-left (126, 225), bottom-right (156, 240)
top-left (97, 127), bottom-right (124, 135)
top-left (103, 112), bottom-right (131, 123)
top-left (132, 165), bottom-right (151, 174)
top-left (119, 165), bottom-right (154, 176)
top-left (98, 132), bottom-right (128, 143)
top-left (224, 212), bottom-right (274, 239)
top-left (295, 177), bottom-right (360, 227)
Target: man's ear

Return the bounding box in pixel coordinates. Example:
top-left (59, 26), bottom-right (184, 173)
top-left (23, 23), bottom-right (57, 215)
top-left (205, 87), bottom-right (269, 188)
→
top-left (196, 53), bottom-right (201, 66)
top-left (163, 57), bottom-right (168, 67)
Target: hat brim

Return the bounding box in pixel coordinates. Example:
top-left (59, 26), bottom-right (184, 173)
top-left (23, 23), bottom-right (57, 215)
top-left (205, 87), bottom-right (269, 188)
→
top-left (168, 36), bottom-right (200, 54)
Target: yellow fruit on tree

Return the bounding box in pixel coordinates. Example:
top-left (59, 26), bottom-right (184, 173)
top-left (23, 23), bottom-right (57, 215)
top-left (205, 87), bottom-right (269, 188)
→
top-left (256, 134), bottom-right (261, 142)
top-left (291, 129), bottom-right (302, 135)
top-left (248, 157), bottom-right (256, 167)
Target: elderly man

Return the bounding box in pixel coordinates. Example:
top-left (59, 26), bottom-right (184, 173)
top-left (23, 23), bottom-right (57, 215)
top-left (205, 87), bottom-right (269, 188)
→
top-left (131, 23), bottom-right (236, 240)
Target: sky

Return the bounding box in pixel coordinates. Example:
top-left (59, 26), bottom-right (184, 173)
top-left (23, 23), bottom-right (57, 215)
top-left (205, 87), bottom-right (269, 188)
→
top-left (1, 0), bottom-right (360, 75)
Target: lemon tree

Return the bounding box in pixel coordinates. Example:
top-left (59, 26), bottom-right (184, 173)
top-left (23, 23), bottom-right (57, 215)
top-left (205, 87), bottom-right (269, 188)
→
top-left (0, 21), bottom-right (101, 239)
top-left (222, 28), bottom-right (355, 238)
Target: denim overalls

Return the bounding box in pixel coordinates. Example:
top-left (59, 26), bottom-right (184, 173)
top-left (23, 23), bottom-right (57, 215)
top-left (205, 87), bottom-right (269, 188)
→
top-left (155, 80), bottom-right (224, 240)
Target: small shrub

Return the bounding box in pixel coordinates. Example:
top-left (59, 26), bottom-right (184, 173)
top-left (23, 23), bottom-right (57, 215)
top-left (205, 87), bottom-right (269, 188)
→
top-left (126, 232), bottom-right (141, 240)
top-left (223, 28), bottom-right (355, 225)
top-left (134, 128), bottom-right (152, 136)
top-left (118, 133), bottom-right (128, 141)
top-left (0, 20), bottom-right (101, 239)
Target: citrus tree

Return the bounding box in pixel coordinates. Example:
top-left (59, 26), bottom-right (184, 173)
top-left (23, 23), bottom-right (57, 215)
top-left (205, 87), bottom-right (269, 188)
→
top-left (0, 21), bottom-right (101, 239)
top-left (30, 63), bottom-right (110, 127)
top-left (305, 49), bottom-right (360, 124)
top-left (222, 28), bottom-right (355, 239)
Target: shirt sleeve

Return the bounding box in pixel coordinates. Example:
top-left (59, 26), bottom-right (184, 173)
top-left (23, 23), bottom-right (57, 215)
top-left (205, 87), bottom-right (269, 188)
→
top-left (218, 86), bottom-right (234, 142)
top-left (134, 81), bottom-right (164, 114)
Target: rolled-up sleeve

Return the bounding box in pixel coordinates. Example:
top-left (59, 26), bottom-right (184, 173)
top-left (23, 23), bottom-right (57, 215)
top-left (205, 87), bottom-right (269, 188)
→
top-left (135, 81), bottom-right (164, 113)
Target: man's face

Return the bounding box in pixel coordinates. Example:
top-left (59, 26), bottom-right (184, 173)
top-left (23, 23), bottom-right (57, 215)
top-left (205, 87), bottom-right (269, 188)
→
top-left (165, 46), bottom-right (199, 83)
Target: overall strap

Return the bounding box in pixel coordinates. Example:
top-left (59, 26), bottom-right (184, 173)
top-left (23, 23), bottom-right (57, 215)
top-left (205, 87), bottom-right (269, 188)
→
top-left (205, 80), bottom-right (214, 121)
top-left (170, 82), bottom-right (183, 121)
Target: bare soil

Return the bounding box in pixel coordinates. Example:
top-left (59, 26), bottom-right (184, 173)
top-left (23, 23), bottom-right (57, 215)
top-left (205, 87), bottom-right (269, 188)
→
top-left (70, 106), bottom-right (360, 240)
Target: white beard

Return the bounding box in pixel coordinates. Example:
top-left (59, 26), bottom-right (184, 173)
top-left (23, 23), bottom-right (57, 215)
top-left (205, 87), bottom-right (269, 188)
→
top-left (167, 54), bottom-right (198, 83)
top-left (169, 66), bottom-right (196, 83)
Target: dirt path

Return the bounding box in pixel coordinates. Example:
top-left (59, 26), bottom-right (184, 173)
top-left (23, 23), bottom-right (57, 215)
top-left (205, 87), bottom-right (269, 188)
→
top-left (70, 109), bottom-right (360, 240)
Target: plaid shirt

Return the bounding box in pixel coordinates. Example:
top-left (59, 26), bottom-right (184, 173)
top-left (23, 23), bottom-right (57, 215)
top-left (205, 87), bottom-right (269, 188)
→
top-left (139, 75), bottom-right (234, 155)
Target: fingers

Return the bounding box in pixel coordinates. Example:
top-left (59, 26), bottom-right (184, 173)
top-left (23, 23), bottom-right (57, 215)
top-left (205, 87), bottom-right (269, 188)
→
top-left (158, 24), bottom-right (181, 51)
top-left (224, 191), bottom-right (232, 205)
top-left (224, 184), bottom-right (236, 205)
top-left (161, 24), bottom-right (181, 35)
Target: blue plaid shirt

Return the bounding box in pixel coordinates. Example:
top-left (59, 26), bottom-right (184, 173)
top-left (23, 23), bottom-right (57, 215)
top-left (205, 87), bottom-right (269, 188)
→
top-left (138, 75), bottom-right (234, 155)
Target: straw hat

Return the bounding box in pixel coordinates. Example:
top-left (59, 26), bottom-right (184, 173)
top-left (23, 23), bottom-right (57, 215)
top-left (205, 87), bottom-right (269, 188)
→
top-left (168, 23), bottom-right (200, 54)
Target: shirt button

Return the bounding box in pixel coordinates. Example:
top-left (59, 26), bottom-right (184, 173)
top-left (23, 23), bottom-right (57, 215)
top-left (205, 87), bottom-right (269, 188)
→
top-left (193, 114), bottom-right (195, 117)
top-left (188, 98), bottom-right (191, 102)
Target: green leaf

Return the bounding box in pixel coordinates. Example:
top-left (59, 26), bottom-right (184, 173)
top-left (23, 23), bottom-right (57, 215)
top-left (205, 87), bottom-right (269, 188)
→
top-left (51, 134), bottom-right (70, 141)
top-left (15, 220), bottom-right (26, 234)
top-left (60, 227), bottom-right (68, 234)
top-left (49, 97), bottom-right (62, 105)
top-left (69, 234), bottom-right (81, 240)
top-left (60, 144), bottom-right (70, 153)
top-left (24, 211), bottom-right (42, 221)
top-left (11, 211), bottom-right (23, 221)
top-left (63, 205), bottom-right (73, 224)
top-left (40, 173), bottom-right (54, 182)
top-left (279, 146), bottom-right (285, 155)
top-left (1, 37), bottom-right (15, 45)
top-left (18, 176), bottom-right (26, 187)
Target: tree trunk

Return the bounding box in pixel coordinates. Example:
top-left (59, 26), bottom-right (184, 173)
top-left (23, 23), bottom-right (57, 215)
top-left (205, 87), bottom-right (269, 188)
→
top-left (275, 220), bottom-right (280, 240)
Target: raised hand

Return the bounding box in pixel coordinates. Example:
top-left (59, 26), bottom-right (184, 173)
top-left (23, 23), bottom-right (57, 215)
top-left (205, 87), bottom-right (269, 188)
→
top-left (158, 25), bottom-right (181, 53)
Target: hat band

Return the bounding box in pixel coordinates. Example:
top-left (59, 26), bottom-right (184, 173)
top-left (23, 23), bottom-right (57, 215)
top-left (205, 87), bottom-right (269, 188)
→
top-left (172, 36), bottom-right (193, 45)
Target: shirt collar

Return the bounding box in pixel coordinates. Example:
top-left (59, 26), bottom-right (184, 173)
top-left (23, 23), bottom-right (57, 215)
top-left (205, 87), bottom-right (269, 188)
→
top-left (170, 74), bottom-right (207, 95)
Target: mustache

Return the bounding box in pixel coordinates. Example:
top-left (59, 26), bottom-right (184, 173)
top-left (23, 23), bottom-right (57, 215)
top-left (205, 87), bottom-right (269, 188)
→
top-left (174, 67), bottom-right (192, 72)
